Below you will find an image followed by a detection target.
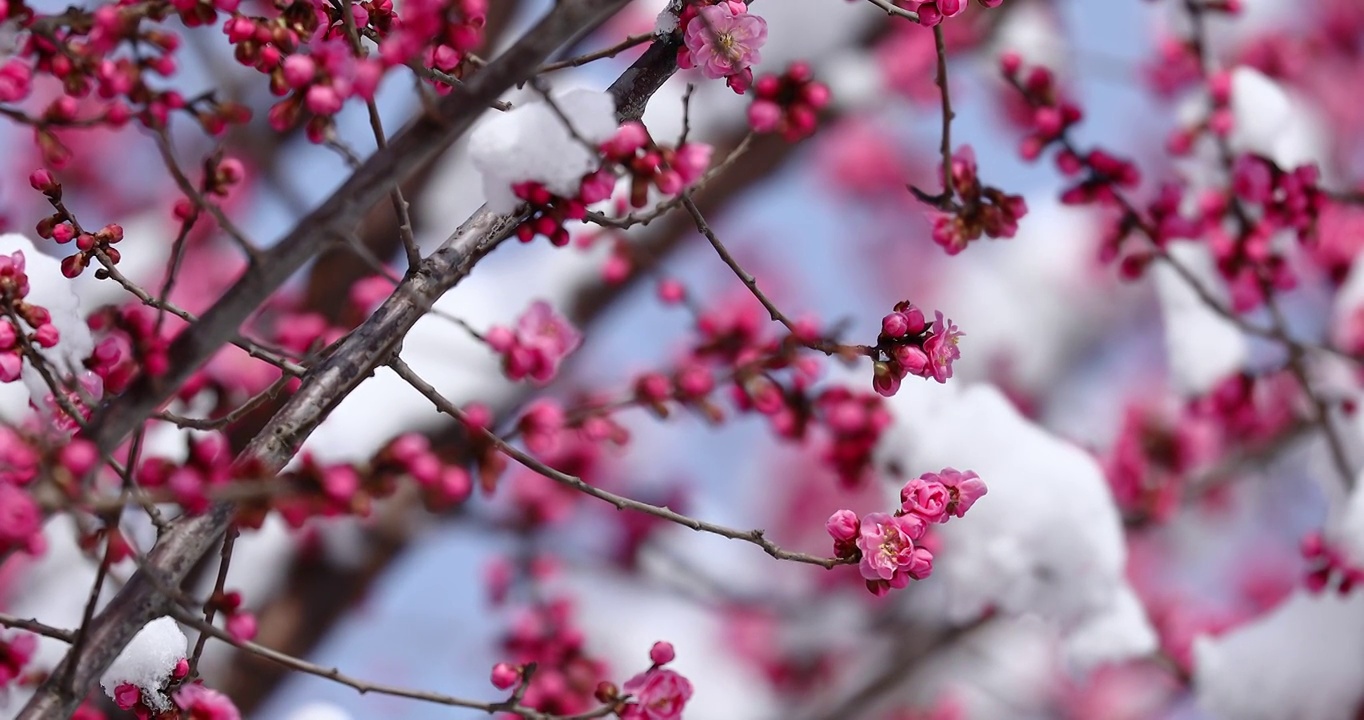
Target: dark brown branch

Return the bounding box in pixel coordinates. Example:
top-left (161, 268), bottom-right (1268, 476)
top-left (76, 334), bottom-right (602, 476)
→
top-left (0, 614), bottom-right (76, 644)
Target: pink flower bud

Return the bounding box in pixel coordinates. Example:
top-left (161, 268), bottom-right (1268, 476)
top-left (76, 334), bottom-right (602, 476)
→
top-left (60, 440), bottom-right (99, 477)
top-left (226, 612), bottom-right (258, 642)
top-left (747, 99), bottom-right (782, 133)
top-left (305, 84), bottom-right (343, 116)
top-left (31, 322), bottom-right (58, 348)
top-left (937, 0), bottom-right (967, 17)
top-left (0, 352), bottom-right (20, 382)
top-left (51, 223), bottom-right (75, 244)
top-left (605, 121), bottom-right (649, 158)
top-left (826, 509), bottom-right (860, 542)
top-left (491, 662), bottom-right (521, 690)
top-left (486, 326), bottom-right (515, 353)
top-left (28, 168), bottom-right (57, 193)
top-left (882, 312), bottom-right (910, 338)
top-left (999, 51), bottom-right (1022, 76)
top-left (113, 683), bottom-right (141, 710)
top-left (657, 278), bottom-right (686, 305)
top-left (649, 641), bottom-right (676, 666)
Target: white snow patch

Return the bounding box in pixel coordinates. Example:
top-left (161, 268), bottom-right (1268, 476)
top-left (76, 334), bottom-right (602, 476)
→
top-left (100, 616), bottom-right (188, 711)
top-left (0, 234), bottom-right (94, 416)
top-left (1151, 242), bottom-right (1247, 396)
top-left (469, 88), bottom-right (618, 213)
top-left (992, 1), bottom-right (1066, 71)
top-left (1229, 67), bottom-right (1329, 171)
top-left (1194, 590), bottom-right (1364, 720)
top-left (654, 5), bottom-right (678, 35)
top-left (877, 381), bottom-right (1155, 667)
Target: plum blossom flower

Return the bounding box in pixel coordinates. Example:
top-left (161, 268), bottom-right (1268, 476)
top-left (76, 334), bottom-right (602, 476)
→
top-left (922, 312), bottom-right (963, 382)
top-left (855, 512), bottom-right (928, 587)
top-left (622, 668), bottom-right (694, 720)
top-left (683, 4), bottom-right (767, 80)
top-left (900, 476), bottom-right (949, 523)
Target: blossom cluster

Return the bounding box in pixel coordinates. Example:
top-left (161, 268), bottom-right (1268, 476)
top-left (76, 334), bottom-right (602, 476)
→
top-left (929, 147), bottom-right (1027, 255)
top-left (871, 302), bottom-right (964, 397)
top-left (1302, 532), bottom-right (1364, 595)
top-left (86, 303), bottom-right (172, 392)
top-left (748, 63), bottom-right (831, 142)
top-left (1103, 371), bottom-right (1302, 525)
top-left (828, 468), bottom-right (986, 595)
top-left (814, 387), bottom-right (893, 487)
top-left (614, 643), bottom-right (694, 720)
top-left (601, 122), bottom-right (713, 208)
top-left (136, 432), bottom-right (234, 515)
top-left (111, 656), bottom-right (190, 716)
top-left (31, 169), bottom-right (128, 279)
top-left (1218, 154), bottom-right (1326, 308)
top-left (0, 427), bottom-right (102, 557)
top-left (488, 597), bottom-right (612, 715)
top-left (0, 249), bottom-right (59, 382)
top-left (904, 0), bottom-right (1005, 27)
top-left (509, 123), bottom-right (712, 247)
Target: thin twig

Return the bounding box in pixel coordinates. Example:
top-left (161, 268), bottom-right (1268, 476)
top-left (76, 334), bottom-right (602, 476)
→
top-left (680, 194), bottom-right (873, 359)
top-left (0, 614), bottom-right (75, 643)
top-left (169, 606), bottom-right (619, 719)
top-left (189, 527), bottom-right (238, 676)
top-left (860, 0), bottom-right (921, 23)
top-left (933, 25), bottom-right (954, 200)
top-left (390, 357), bottom-right (851, 569)
top-left (537, 32), bottom-right (655, 73)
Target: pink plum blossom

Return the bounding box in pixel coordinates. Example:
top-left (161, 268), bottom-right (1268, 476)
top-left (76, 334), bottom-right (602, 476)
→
top-left (901, 476), bottom-right (950, 523)
top-left (683, 4), bottom-right (767, 80)
top-left (922, 312), bottom-right (963, 383)
top-left (622, 668), bottom-right (693, 720)
top-left (855, 512), bottom-right (927, 586)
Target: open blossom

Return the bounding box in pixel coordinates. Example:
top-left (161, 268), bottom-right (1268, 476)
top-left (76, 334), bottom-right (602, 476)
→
top-left (622, 668), bottom-right (694, 720)
top-left (683, 4), bottom-right (767, 80)
top-left (930, 146), bottom-right (1027, 254)
top-left (856, 512), bottom-right (928, 586)
top-left (921, 312), bottom-right (963, 383)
